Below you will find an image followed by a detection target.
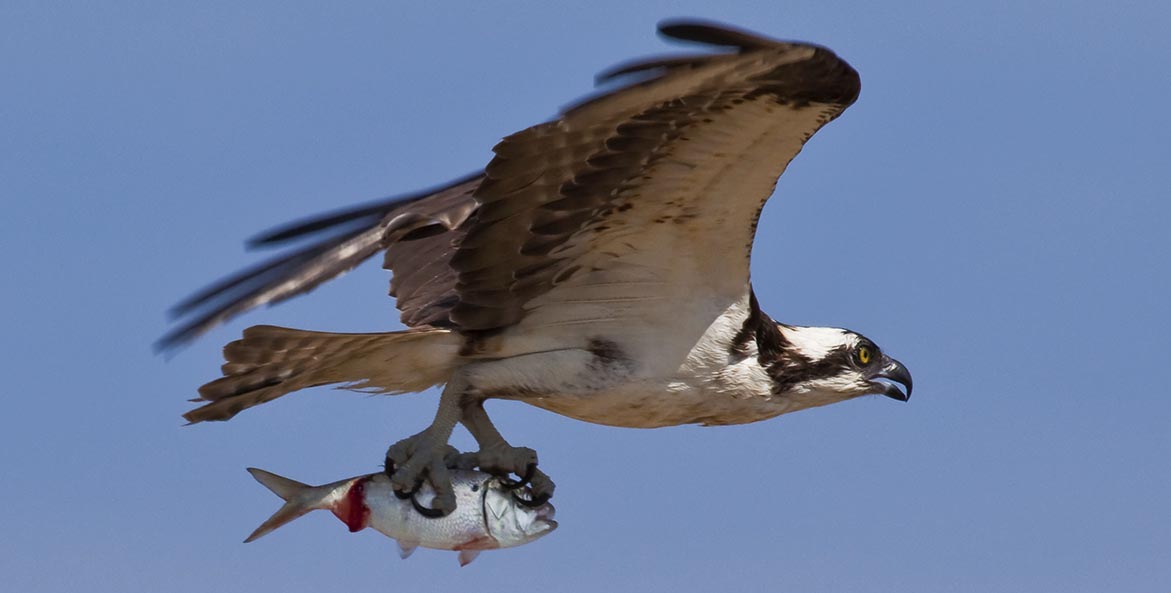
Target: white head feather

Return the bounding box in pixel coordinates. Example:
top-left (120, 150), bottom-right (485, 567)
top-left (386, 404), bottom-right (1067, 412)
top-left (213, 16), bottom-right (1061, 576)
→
top-left (777, 325), bottom-right (857, 360)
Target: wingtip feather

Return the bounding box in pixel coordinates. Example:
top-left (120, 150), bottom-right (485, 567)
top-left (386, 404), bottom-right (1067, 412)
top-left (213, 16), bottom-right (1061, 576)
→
top-left (656, 18), bottom-right (778, 50)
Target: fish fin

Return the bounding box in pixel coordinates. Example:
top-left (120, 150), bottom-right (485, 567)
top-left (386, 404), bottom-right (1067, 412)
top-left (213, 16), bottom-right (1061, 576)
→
top-left (243, 467), bottom-right (326, 543)
top-left (458, 550), bottom-right (481, 566)
top-left (247, 468), bottom-right (310, 500)
top-left (397, 541), bottom-right (418, 559)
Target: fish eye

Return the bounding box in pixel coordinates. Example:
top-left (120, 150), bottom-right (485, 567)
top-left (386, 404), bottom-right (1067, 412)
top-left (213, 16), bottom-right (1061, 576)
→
top-left (856, 345), bottom-right (873, 365)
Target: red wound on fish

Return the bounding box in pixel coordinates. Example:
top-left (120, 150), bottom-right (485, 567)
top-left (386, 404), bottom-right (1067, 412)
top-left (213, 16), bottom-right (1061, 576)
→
top-left (333, 477), bottom-right (370, 532)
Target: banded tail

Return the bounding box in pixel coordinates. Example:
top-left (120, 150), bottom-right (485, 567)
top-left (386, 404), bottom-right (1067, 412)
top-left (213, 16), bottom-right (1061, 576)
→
top-left (185, 325), bottom-right (462, 423)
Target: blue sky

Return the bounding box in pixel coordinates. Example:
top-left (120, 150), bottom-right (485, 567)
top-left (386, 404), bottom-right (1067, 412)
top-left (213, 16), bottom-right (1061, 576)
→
top-left (2, 1), bottom-right (1169, 591)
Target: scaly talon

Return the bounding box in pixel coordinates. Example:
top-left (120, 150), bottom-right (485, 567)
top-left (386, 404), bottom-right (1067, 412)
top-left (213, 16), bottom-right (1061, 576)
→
top-left (475, 444), bottom-right (539, 486)
top-left (451, 451), bottom-right (482, 471)
top-left (500, 462), bottom-right (537, 490)
top-left (382, 456), bottom-right (413, 492)
top-left (458, 398), bottom-right (554, 504)
top-left (383, 457), bottom-right (418, 499)
top-left (509, 466), bottom-right (555, 507)
top-left (527, 466), bottom-right (555, 503)
top-left (384, 433), bottom-right (460, 516)
top-left (408, 457), bottom-right (456, 517)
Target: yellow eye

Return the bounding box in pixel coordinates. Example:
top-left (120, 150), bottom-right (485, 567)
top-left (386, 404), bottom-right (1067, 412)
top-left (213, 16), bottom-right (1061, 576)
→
top-left (857, 346), bottom-right (872, 365)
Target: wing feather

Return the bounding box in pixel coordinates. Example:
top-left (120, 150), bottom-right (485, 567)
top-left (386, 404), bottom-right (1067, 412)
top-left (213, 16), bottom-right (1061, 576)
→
top-left (159, 175), bottom-right (480, 350)
top-left (162, 20), bottom-right (860, 349)
top-left (446, 21), bottom-right (859, 332)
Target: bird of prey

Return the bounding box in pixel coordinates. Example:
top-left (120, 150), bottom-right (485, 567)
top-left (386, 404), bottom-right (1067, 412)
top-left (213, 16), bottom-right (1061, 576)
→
top-left (162, 20), bottom-right (912, 516)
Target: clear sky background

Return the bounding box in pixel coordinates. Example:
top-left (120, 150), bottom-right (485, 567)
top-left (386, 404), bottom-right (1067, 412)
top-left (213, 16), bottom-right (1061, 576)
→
top-left (2, 1), bottom-right (1168, 592)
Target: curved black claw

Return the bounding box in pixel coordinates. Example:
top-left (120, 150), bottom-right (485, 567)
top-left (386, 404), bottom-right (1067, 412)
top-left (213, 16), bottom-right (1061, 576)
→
top-left (384, 458), bottom-right (418, 500)
top-left (384, 435), bottom-right (459, 517)
top-left (511, 490), bottom-right (552, 508)
top-left (387, 461), bottom-right (447, 516)
top-left (507, 465), bottom-right (554, 507)
top-left (410, 493), bottom-right (449, 518)
top-left (498, 462), bottom-right (537, 490)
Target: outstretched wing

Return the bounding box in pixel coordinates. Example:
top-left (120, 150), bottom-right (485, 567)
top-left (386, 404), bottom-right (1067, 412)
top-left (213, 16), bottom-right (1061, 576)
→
top-left (161, 20), bottom-right (859, 350)
top-left (447, 20), bottom-right (860, 333)
top-left (158, 174), bottom-right (480, 350)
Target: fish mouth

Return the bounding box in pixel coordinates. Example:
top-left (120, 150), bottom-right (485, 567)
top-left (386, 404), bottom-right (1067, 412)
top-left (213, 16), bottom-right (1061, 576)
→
top-left (521, 497), bottom-right (557, 535)
top-left (537, 502), bottom-right (556, 522)
top-left (532, 499), bottom-right (558, 533)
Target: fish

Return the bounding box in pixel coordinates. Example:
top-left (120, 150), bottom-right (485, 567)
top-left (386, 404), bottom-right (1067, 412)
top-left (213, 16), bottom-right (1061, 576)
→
top-left (244, 467), bottom-right (558, 565)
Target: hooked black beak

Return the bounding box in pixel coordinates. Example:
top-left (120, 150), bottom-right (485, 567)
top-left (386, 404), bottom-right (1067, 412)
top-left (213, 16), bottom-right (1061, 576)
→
top-left (869, 355), bottom-right (913, 401)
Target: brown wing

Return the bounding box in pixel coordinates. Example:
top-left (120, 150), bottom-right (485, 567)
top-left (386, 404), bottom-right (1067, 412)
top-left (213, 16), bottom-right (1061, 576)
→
top-left (447, 20), bottom-right (860, 332)
top-left (162, 19), bottom-right (860, 349)
top-left (158, 174), bottom-right (480, 350)
top-left (381, 182), bottom-right (478, 328)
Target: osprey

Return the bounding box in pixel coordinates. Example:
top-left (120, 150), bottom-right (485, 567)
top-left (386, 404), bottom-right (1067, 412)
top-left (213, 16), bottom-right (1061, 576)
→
top-left (162, 20), bottom-right (912, 516)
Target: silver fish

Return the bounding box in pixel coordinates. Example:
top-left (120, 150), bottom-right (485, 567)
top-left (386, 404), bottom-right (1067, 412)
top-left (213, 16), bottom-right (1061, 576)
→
top-left (244, 467), bottom-right (557, 565)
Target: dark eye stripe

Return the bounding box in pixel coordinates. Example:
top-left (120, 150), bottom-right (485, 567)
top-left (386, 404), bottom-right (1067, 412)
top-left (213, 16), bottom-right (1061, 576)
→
top-left (767, 345), bottom-right (853, 394)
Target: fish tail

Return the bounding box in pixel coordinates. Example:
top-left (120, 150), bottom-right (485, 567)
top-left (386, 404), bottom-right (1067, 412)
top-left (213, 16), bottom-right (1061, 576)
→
top-left (244, 468), bottom-right (328, 543)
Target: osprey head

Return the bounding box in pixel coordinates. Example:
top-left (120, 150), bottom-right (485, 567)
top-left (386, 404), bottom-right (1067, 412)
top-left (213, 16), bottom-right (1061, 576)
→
top-left (772, 326), bottom-right (912, 406)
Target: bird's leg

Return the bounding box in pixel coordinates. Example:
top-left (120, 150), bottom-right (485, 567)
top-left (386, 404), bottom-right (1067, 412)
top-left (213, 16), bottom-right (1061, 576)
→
top-left (457, 400), bottom-right (555, 506)
top-left (384, 372), bottom-right (468, 517)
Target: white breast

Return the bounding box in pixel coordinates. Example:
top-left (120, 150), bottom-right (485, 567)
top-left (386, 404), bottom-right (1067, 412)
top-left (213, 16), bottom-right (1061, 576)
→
top-left (475, 293), bottom-right (799, 428)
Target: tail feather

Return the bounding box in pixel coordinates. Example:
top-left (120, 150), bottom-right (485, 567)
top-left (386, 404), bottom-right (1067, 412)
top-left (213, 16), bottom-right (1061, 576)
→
top-left (184, 325), bottom-right (461, 423)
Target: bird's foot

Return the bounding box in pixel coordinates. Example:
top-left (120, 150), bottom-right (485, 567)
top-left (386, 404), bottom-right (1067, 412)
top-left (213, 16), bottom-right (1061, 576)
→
top-left (384, 432), bottom-right (461, 517)
top-left (456, 444), bottom-right (556, 507)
